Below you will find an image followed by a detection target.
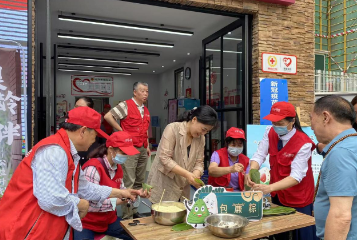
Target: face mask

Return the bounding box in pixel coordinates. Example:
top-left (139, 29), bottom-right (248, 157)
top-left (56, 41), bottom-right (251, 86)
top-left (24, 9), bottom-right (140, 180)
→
top-left (113, 153), bottom-right (128, 165)
top-left (228, 147), bottom-right (243, 157)
top-left (272, 125), bottom-right (289, 136)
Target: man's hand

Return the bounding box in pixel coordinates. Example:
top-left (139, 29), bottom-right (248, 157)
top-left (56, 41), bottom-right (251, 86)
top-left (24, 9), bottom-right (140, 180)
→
top-left (116, 198), bottom-right (127, 205)
top-left (109, 188), bottom-right (141, 201)
top-left (230, 163), bottom-right (244, 173)
top-left (147, 147), bottom-right (151, 157)
top-left (77, 199), bottom-right (89, 219)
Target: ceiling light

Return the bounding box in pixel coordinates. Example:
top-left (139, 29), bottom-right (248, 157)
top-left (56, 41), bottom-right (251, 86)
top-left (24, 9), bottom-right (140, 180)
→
top-left (187, 53), bottom-right (190, 55)
top-left (162, 66), bottom-right (164, 68)
top-left (58, 15), bottom-right (194, 36)
top-left (153, 70), bottom-right (155, 73)
top-left (228, 32), bottom-right (232, 34)
top-left (206, 49), bottom-right (242, 54)
top-left (223, 37), bottom-right (242, 41)
top-left (211, 67), bottom-right (236, 69)
top-left (173, 60), bottom-right (176, 62)
top-left (57, 44), bottom-right (160, 57)
top-left (57, 55), bottom-right (148, 65)
top-left (58, 68), bottom-right (132, 75)
top-left (58, 63), bottom-right (139, 71)
top-left (57, 33), bottom-right (174, 48)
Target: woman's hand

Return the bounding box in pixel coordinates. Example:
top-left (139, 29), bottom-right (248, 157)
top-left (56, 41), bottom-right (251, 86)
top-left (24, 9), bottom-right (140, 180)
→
top-left (230, 163), bottom-right (244, 173)
top-left (186, 172), bottom-right (202, 189)
top-left (244, 173), bottom-right (255, 188)
top-left (252, 184), bottom-right (272, 195)
top-left (138, 188), bottom-right (151, 198)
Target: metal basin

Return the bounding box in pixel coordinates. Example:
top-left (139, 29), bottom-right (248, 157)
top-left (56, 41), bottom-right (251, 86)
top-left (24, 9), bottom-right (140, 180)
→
top-left (151, 201), bottom-right (187, 226)
top-left (205, 214), bottom-right (249, 238)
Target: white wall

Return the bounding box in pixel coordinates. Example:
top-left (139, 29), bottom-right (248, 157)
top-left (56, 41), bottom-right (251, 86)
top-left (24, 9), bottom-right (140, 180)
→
top-left (157, 57), bottom-right (200, 130)
top-left (55, 71), bottom-right (161, 117)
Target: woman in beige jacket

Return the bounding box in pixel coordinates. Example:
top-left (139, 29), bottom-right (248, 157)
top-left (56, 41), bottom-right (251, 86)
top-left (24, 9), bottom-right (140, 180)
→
top-left (147, 105), bottom-right (218, 203)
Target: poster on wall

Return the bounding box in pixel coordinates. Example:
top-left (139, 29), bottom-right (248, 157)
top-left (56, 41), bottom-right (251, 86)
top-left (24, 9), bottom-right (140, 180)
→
top-left (246, 125), bottom-right (323, 185)
top-left (71, 75), bottom-right (114, 96)
top-left (0, 49), bottom-right (22, 196)
top-left (168, 99), bottom-right (178, 123)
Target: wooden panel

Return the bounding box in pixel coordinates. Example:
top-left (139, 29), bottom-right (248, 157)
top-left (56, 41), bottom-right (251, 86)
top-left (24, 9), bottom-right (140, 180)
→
top-left (121, 212), bottom-right (315, 240)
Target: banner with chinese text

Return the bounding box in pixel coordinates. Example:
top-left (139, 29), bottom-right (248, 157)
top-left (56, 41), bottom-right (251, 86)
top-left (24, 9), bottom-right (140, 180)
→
top-left (0, 48), bottom-right (22, 196)
top-left (260, 78), bottom-right (288, 125)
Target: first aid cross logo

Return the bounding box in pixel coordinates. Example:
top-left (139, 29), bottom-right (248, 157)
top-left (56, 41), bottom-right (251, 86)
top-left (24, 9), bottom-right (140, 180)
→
top-left (268, 56), bottom-right (278, 67)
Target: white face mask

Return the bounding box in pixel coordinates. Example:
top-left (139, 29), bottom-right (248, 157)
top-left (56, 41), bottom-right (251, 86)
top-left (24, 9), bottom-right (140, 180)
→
top-left (228, 146), bottom-right (243, 157)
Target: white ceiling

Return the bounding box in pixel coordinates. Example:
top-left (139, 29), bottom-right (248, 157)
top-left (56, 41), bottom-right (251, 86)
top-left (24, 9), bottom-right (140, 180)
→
top-left (46, 0), bottom-right (238, 74)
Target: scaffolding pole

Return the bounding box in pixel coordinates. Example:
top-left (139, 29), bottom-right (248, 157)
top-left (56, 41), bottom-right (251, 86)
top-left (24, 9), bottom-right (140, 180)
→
top-left (343, 0), bottom-right (347, 72)
top-left (320, 0), bottom-right (323, 50)
top-left (328, 0), bottom-right (331, 71)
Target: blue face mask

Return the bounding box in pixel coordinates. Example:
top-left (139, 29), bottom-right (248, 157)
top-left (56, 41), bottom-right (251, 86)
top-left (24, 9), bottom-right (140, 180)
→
top-left (272, 125), bottom-right (289, 136)
top-left (113, 154), bottom-right (128, 165)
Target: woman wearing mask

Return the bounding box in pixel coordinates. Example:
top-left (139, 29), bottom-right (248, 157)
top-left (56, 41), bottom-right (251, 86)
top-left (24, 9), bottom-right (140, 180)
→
top-left (74, 131), bottom-right (150, 240)
top-left (246, 101), bottom-right (317, 240)
top-left (147, 105), bottom-right (218, 203)
top-left (207, 127), bottom-right (249, 191)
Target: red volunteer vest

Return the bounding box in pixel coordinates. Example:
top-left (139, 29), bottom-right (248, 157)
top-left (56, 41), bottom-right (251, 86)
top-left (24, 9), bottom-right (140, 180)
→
top-left (0, 129), bottom-right (80, 240)
top-left (268, 128), bottom-right (315, 208)
top-left (120, 99), bottom-right (150, 148)
top-left (208, 147), bottom-right (250, 191)
top-left (101, 112), bottom-right (113, 135)
top-left (81, 158), bottom-right (123, 232)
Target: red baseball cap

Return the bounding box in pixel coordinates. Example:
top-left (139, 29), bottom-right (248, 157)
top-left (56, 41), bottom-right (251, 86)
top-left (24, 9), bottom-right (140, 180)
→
top-left (104, 104), bottom-right (111, 109)
top-left (106, 131), bottom-right (140, 155)
top-left (66, 107), bottom-right (109, 139)
top-left (226, 127), bottom-right (246, 140)
top-left (263, 101), bottom-right (296, 122)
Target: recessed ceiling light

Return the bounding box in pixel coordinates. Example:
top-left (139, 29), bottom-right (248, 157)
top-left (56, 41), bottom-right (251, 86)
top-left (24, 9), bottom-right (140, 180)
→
top-left (173, 60), bottom-right (176, 62)
top-left (187, 53), bottom-right (190, 55)
top-left (206, 49), bottom-right (242, 54)
top-left (58, 62), bottom-right (139, 70)
top-left (228, 32), bottom-right (232, 34)
top-left (57, 33), bottom-right (174, 48)
top-left (153, 70), bottom-right (155, 73)
top-left (57, 44), bottom-right (160, 57)
top-left (58, 15), bottom-right (194, 36)
top-left (58, 68), bottom-right (132, 75)
top-left (57, 55), bottom-right (148, 65)
top-left (223, 37), bottom-right (242, 41)
top-left (162, 66), bottom-right (164, 68)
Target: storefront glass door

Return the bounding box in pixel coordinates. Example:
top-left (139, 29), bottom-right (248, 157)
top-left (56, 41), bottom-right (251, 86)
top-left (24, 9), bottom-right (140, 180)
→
top-left (201, 18), bottom-right (251, 166)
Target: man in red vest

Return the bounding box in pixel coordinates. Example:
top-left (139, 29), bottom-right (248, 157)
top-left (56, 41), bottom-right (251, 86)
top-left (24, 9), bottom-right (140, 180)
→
top-left (101, 104), bottom-right (114, 135)
top-left (0, 107), bottom-right (141, 240)
top-left (104, 82), bottom-right (150, 219)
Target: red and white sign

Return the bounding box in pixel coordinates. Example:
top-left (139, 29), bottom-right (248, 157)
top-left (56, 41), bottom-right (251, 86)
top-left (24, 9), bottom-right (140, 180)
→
top-left (262, 53), bottom-right (297, 75)
top-left (71, 75), bottom-right (114, 96)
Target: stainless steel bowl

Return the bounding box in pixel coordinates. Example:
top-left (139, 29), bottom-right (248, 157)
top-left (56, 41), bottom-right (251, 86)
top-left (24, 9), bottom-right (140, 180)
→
top-left (151, 201), bottom-right (187, 226)
top-left (205, 214), bottom-right (249, 238)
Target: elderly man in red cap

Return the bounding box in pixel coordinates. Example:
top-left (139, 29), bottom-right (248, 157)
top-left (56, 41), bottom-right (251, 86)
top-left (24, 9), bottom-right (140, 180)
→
top-left (208, 127), bottom-right (250, 192)
top-left (245, 101), bottom-right (317, 240)
top-left (0, 107), bottom-right (146, 240)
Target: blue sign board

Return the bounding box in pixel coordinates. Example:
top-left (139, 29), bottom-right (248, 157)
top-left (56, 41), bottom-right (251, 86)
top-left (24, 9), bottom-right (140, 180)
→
top-left (260, 78), bottom-right (288, 125)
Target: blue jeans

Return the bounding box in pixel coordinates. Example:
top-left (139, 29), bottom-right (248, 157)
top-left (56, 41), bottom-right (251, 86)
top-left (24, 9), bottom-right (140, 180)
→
top-left (74, 218), bottom-right (133, 240)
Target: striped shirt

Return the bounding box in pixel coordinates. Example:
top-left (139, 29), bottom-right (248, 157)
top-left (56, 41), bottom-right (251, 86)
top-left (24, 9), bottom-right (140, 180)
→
top-left (83, 156), bottom-right (125, 212)
top-left (31, 140), bottom-right (112, 239)
top-left (110, 97), bottom-right (144, 120)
